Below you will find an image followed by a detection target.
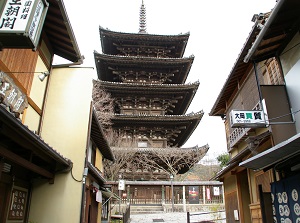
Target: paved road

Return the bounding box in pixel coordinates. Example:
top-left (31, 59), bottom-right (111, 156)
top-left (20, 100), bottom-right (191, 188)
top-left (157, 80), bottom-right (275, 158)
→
top-left (129, 212), bottom-right (226, 223)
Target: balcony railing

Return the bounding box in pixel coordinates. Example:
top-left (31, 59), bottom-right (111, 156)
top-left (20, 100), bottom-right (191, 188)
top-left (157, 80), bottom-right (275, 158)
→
top-left (228, 102), bottom-right (262, 150)
top-left (229, 127), bottom-right (250, 149)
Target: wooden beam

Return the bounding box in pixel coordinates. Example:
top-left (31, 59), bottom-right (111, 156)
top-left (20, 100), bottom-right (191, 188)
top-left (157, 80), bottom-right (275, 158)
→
top-left (0, 147), bottom-right (54, 179)
top-left (0, 123), bottom-right (54, 164)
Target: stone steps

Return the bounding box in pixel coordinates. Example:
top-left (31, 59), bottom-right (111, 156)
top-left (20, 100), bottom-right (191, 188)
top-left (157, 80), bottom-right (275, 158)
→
top-left (130, 205), bottom-right (164, 214)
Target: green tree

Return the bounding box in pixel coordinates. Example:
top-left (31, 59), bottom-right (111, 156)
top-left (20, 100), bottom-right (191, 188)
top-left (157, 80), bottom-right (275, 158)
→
top-left (216, 152), bottom-right (230, 168)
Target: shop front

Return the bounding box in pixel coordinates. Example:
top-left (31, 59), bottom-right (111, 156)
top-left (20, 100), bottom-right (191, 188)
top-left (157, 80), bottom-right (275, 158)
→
top-left (240, 133), bottom-right (300, 222)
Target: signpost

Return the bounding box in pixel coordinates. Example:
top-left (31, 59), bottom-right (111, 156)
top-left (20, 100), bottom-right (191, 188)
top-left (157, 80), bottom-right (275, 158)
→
top-left (118, 178), bottom-right (125, 214)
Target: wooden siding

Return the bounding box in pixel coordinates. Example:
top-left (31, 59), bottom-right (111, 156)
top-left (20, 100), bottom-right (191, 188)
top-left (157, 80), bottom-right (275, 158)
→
top-left (0, 49), bottom-right (38, 94)
top-left (224, 191), bottom-right (239, 223)
top-left (239, 72), bottom-right (260, 110)
top-left (255, 170), bottom-right (272, 200)
top-left (249, 203), bottom-right (262, 223)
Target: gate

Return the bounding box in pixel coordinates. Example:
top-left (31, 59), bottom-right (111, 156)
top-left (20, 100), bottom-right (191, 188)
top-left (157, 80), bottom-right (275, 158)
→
top-left (129, 186), bottom-right (162, 204)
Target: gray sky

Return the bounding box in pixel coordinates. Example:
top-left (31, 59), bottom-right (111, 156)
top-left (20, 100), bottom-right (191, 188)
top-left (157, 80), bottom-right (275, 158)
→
top-left (58, 0), bottom-right (277, 160)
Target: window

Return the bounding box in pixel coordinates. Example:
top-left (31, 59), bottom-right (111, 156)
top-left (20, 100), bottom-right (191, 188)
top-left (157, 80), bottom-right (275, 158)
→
top-left (137, 142), bottom-right (148, 148)
top-left (264, 58), bottom-right (284, 85)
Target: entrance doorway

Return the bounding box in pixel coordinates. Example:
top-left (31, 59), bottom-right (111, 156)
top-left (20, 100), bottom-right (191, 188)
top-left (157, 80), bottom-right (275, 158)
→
top-left (0, 182), bottom-right (10, 223)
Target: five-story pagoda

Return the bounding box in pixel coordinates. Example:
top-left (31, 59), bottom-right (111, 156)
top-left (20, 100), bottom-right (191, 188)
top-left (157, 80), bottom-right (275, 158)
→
top-left (93, 1), bottom-right (208, 182)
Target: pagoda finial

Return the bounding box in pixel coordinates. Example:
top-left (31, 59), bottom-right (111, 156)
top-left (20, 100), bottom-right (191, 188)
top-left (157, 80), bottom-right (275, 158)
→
top-left (139, 0), bottom-right (147, 34)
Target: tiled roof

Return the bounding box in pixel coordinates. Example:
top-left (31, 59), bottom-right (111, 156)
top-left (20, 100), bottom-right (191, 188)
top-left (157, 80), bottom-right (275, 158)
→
top-left (45, 0), bottom-right (82, 62)
top-left (99, 27), bottom-right (189, 58)
top-left (87, 162), bottom-right (106, 184)
top-left (0, 103), bottom-right (72, 175)
top-left (94, 53), bottom-right (194, 84)
top-left (112, 111), bottom-right (204, 147)
top-left (91, 109), bottom-right (114, 161)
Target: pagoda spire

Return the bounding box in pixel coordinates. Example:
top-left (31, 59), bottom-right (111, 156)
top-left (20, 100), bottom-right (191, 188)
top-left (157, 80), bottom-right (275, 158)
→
top-left (139, 0), bottom-right (147, 34)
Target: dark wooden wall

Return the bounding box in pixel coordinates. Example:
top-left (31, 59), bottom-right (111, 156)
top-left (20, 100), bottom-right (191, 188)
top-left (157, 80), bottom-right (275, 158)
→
top-left (0, 49), bottom-right (38, 94)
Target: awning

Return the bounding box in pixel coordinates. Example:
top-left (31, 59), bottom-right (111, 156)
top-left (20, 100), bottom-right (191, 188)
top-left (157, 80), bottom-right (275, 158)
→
top-left (240, 133), bottom-right (300, 171)
top-left (210, 161), bottom-right (239, 181)
top-left (101, 188), bottom-right (120, 200)
top-left (87, 162), bottom-right (106, 184)
top-left (0, 104), bottom-right (72, 179)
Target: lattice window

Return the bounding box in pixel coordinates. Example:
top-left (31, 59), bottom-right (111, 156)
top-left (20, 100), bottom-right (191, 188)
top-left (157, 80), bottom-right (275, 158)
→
top-left (151, 140), bottom-right (164, 148)
top-left (123, 109), bottom-right (134, 115)
top-left (137, 110), bottom-right (149, 115)
top-left (137, 141), bottom-right (148, 148)
top-left (150, 110), bottom-right (163, 115)
top-left (264, 58), bottom-right (284, 85)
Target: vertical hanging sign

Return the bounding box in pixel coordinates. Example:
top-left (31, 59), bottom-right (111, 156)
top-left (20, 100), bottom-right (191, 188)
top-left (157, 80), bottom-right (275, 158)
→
top-left (0, 0), bottom-right (49, 49)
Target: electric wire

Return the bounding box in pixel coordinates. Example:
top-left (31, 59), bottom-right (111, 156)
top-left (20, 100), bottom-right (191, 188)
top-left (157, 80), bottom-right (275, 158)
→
top-left (71, 166), bottom-right (83, 182)
top-left (265, 109), bottom-right (300, 123)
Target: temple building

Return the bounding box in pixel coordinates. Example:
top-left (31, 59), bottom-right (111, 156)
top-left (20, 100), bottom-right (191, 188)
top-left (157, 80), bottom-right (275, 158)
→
top-left (92, 1), bottom-right (221, 210)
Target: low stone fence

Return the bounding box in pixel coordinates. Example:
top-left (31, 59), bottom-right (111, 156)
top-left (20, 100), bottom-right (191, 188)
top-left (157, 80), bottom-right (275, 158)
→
top-left (163, 203), bottom-right (225, 213)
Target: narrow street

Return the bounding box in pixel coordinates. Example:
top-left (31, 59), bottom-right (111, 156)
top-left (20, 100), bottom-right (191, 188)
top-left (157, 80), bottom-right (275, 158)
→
top-left (129, 212), bottom-right (226, 223)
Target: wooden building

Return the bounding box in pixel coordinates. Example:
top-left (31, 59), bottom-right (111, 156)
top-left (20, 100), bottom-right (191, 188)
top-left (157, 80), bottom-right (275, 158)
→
top-left (93, 1), bottom-right (210, 207)
top-left (210, 0), bottom-right (300, 222)
top-left (0, 1), bottom-right (116, 222)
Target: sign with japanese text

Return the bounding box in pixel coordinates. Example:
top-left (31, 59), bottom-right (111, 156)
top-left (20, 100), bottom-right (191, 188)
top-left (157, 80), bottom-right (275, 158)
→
top-left (8, 187), bottom-right (27, 220)
top-left (0, 0), bottom-right (35, 32)
top-left (213, 187), bottom-right (220, 196)
top-left (118, 180), bottom-right (125, 191)
top-left (230, 110), bottom-right (266, 128)
top-left (0, 71), bottom-right (28, 115)
top-left (0, 0), bottom-right (48, 49)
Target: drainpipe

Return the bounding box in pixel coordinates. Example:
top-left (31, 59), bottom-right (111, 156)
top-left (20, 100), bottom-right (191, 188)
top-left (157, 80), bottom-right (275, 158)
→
top-left (38, 67), bottom-right (52, 135)
top-left (243, 0), bottom-right (285, 63)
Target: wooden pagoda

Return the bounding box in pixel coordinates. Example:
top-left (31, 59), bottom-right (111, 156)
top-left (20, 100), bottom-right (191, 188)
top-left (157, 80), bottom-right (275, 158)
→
top-left (93, 3), bottom-right (208, 181)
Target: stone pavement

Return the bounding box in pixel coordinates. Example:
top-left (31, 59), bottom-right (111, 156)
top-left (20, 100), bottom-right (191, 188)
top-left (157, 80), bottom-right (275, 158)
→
top-left (129, 212), bottom-right (226, 223)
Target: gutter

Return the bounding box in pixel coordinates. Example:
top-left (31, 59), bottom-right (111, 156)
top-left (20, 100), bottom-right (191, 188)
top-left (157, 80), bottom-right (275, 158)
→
top-left (243, 0), bottom-right (285, 63)
top-left (52, 57), bottom-right (85, 68)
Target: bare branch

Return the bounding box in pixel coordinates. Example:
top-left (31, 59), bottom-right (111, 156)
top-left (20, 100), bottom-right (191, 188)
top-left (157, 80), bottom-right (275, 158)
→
top-left (92, 80), bottom-right (114, 130)
top-left (104, 144), bottom-right (209, 181)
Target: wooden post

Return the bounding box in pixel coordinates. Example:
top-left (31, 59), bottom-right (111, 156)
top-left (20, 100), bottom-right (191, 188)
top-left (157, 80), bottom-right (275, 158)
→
top-left (162, 185), bottom-right (165, 204)
top-left (127, 185), bottom-right (130, 204)
top-left (183, 185), bottom-right (186, 212)
top-left (203, 185), bottom-right (206, 204)
top-left (187, 212), bottom-right (190, 223)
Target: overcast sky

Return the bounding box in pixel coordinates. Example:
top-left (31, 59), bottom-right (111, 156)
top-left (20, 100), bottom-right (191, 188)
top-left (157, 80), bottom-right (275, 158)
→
top-left (58, 0), bottom-right (277, 160)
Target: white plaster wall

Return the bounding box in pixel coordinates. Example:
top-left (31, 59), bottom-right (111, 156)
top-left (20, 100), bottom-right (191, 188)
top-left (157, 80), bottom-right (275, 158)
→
top-left (29, 67), bottom-right (94, 223)
top-left (280, 33), bottom-right (300, 133)
top-left (285, 60), bottom-right (300, 133)
top-left (23, 57), bottom-right (48, 132)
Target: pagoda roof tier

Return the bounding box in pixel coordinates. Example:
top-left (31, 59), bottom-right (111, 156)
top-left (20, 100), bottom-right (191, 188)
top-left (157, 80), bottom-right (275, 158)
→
top-left (111, 111), bottom-right (204, 147)
top-left (112, 145), bottom-right (209, 180)
top-left (96, 80), bottom-right (199, 115)
top-left (94, 53), bottom-right (194, 84)
top-left (99, 27), bottom-right (190, 58)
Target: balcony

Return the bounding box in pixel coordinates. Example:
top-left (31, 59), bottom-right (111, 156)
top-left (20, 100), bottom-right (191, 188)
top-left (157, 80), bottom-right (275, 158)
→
top-left (229, 127), bottom-right (251, 150)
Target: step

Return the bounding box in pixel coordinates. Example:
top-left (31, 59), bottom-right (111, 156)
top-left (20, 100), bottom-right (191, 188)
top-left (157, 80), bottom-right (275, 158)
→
top-left (130, 205), bottom-right (164, 214)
